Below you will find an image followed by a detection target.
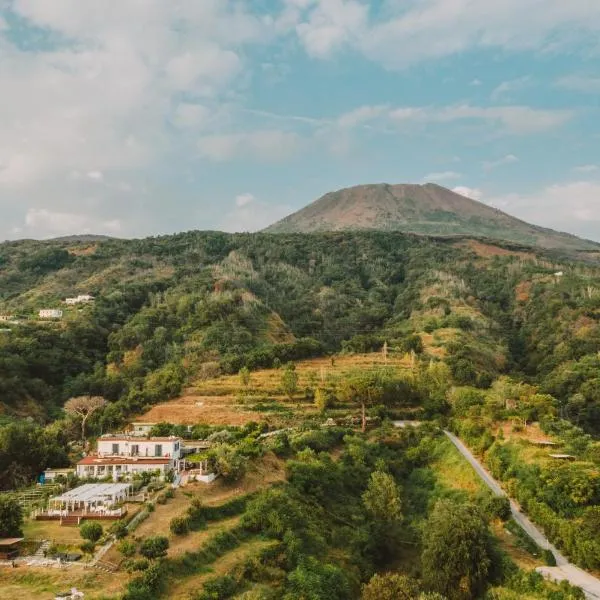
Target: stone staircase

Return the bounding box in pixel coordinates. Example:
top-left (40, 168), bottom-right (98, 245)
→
top-left (32, 540), bottom-right (51, 558)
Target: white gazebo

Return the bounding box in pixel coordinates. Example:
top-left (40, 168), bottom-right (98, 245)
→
top-left (47, 483), bottom-right (132, 517)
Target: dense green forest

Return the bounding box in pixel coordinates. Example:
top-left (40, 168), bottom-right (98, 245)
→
top-left (2, 230), bottom-right (600, 486)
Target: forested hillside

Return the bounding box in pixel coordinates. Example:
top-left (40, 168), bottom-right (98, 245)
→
top-left (1, 230), bottom-right (600, 435)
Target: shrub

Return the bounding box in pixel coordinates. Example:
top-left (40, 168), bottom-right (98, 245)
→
top-left (542, 549), bottom-right (557, 566)
top-left (112, 520), bottom-right (129, 539)
top-left (140, 536), bottom-right (169, 560)
top-left (170, 516), bottom-right (191, 536)
top-left (80, 521), bottom-right (103, 543)
top-left (118, 539), bottom-right (137, 558)
top-left (195, 575), bottom-right (237, 600)
top-left (482, 495), bottom-right (512, 522)
top-left (80, 540), bottom-right (96, 554)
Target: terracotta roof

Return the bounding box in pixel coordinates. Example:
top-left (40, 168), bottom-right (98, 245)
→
top-left (97, 436), bottom-right (182, 442)
top-left (78, 456), bottom-right (172, 466)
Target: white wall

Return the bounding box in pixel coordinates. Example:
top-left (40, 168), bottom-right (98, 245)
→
top-left (97, 438), bottom-right (182, 459)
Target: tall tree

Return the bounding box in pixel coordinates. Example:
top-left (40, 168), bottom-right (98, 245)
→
top-left (64, 395), bottom-right (106, 441)
top-left (421, 500), bottom-right (493, 600)
top-left (338, 370), bottom-right (385, 432)
top-left (281, 363), bottom-right (299, 401)
top-left (0, 496), bottom-right (23, 538)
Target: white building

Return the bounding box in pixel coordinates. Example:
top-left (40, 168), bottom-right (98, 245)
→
top-left (0, 315), bottom-right (15, 322)
top-left (39, 309), bottom-right (63, 319)
top-left (65, 295), bottom-right (95, 305)
top-left (77, 435), bottom-right (183, 479)
top-left (128, 422), bottom-right (157, 437)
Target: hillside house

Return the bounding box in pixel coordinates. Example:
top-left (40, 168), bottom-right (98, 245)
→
top-left (0, 315), bottom-right (15, 322)
top-left (65, 294), bottom-right (95, 305)
top-left (76, 435), bottom-right (183, 479)
top-left (128, 422), bottom-right (157, 437)
top-left (39, 309), bottom-right (63, 319)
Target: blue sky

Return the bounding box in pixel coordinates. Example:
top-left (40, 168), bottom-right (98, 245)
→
top-left (0, 0), bottom-right (599, 240)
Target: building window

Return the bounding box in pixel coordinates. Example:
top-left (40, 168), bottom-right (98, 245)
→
top-left (131, 445), bottom-right (139, 456)
top-left (112, 443), bottom-right (120, 455)
top-left (155, 444), bottom-right (163, 457)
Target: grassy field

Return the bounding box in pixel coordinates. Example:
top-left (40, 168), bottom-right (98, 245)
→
top-left (166, 538), bottom-right (278, 599)
top-left (140, 352), bottom-right (413, 426)
top-left (0, 567), bottom-right (127, 600)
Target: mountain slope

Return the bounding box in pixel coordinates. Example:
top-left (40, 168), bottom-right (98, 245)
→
top-left (265, 183), bottom-right (598, 252)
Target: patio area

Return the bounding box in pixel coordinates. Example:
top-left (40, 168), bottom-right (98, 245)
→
top-left (34, 483), bottom-right (132, 524)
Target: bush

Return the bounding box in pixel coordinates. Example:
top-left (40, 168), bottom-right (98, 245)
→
top-left (195, 575), bottom-right (237, 600)
top-left (482, 495), bottom-right (512, 522)
top-left (140, 536), bottom-right (169, 560)
top-left (112, 520), bottom-right (129, 539)
top-left (80, 540), bottom-right (96, 554)
top-left (118, 539), bottom-right (137, 558)
top-left (80, 521), bottom-right (103, 543)
top-left (542, 549), bottom-right (557, 566)
top-left (170, 516), bottom-right (191, 536)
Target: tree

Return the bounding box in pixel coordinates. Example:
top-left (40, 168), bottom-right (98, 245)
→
top-left (421, 500), bottom-right (493, 600)
top-left (239, 367), bottom-right (251, 388)
top-left (314, 387), bottom-right (332, 413)
top-left (362, 470), bottom-right (402, 523)
top-left (362, 470), bottom-right (403, 565)
top-left (80, 521), bottom-right (103, 543)
top-left (338, 370), bottom-right (385, 432)
top-left (281, 363), bottom-right (299, 401)
top-left (139, 536), bottom-right (169, 559)
top-left (0, 496), bottom-right (23, 537)
top-left (361, 574), bottom-right (421, 600)
top-left (64, 395), bottom-right (106, 441)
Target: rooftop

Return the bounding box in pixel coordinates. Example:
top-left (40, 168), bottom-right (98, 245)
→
top-left (0, 538), bottom-right (24, 547)
top-left (78, 456), bottom-right (172, 466)
top-left (98, 435), bottom-right (182, 442)
top-left (51, 483), bottom-right (132, 505)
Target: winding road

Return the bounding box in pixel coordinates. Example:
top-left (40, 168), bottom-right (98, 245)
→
top-left (393, 422), bottom-right (600, 599)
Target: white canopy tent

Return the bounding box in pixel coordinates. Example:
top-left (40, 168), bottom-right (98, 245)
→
top-left (49, 483), bottom-right (132, 513)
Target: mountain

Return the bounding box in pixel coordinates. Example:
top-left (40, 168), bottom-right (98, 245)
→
top-left (265, 183), bottom-right (599, 253)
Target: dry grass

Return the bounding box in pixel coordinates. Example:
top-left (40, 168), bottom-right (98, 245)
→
top-left (0, 566), bottom-right (127, 600)
top-left (458, 240), bottom-right (533, 260)
top-left (23, 519), bottom-right (105, 547)
top-left (140, 352), bottom-right (412, 426)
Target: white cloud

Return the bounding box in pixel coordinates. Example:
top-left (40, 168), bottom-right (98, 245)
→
top-left (0, 1), bottom-right (271, 190)
top-left (337, 104), bottom-right (572, 135)
top-left (337, 105), bottom-right (389, 129)
top-left (87, 170), bottom-right (104, 181)
top-left (301, 0), bottom-right (600, 69)
top-left (23, 208), bottom-right (122, 239)
top-left (470, 79), bottom-right (482, 86)
top-left (294, 0), bottom-right (368, 58)
top-left (489, 181), bottom-right (600, 241)
top-left (453, 186), bottom-right (483, 201)
top-left (491, 77), bottom-right (531, 100)
top-left (424, 171), bottom-right (462, 182)
top-left (172, 103), bottom-right (213, 129)
top-left (221, 195), bottom-right (292, 232)
top-left (235, 193), bottom-right (255, 207)
top-left (556, 75), bottom-right (600, 93)
top-left (483, 154), bottom-right (519, 170)
top-left (573, 164), bottom-right (599, 173)
top-left (197, 130), bottom-right (303, 162)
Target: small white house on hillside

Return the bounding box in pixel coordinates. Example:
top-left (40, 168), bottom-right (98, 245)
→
top-left (65, 295), bottom-right (95, 305)
top-left (39, 309), bottom-right (63, 319)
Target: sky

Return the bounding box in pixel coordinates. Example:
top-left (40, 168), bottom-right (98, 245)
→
top-left (0, 0), bottom-right (599, 241)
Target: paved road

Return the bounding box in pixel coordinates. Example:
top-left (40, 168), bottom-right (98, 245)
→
top-left (442, 430), bottom-right (600, 600)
